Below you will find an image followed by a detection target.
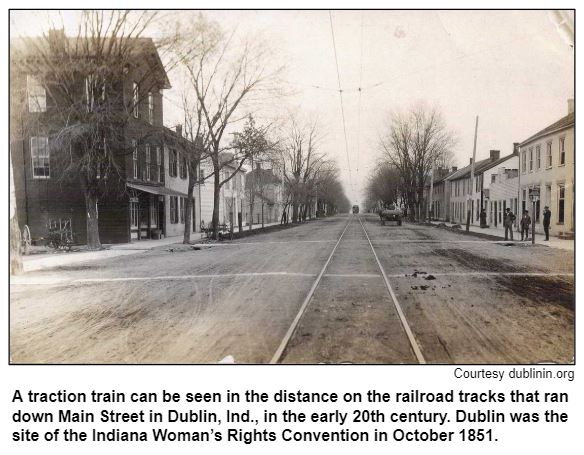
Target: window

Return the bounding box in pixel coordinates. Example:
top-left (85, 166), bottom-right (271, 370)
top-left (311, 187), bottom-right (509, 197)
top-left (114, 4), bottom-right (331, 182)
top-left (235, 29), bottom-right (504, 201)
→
top-left (132, 82), bottom-right (139, 118)
top-left (546, 141), bottom-right (552, 168)
top-left (199, 166), bottom-right (205, 182)
top-left (558, 185), bottom-right (565, 223)
top-left (535, 145), bottom-right (541, 171)
top-left (130, 199), bottom-right (139, 229)
top-left (179, 197), bottom-right (185, 223)
top-left (169, 149), bottom-right (178, 177)
top-left (559, 137), bottom-right (565, 165)
top-left (30, 136), bottom-right (50, 178)
top-left (132, 140), bottom-right (138, 179)
top-left (528, 147), bottom-right (533, 172)
top-left (148, 92), bottom-right (154, 124)
top-left (156, 147), bottom-right (163, 183)
top-left (150, 199), bottom-right (158, 227)
top-left (145, 145), bottom-right (151, 181)
top-left (491, 174), bottom-right (496, 184)
top-left (170, 196), bottom-right (178, 224)
top-left (531, 186), bottom-right (541, 223)
top-left (521, 150), bottom-right (526, 173)
top-left (179, 155), bottom-right (187, 179)
top-left (27, 75), bottom-right (46, 112)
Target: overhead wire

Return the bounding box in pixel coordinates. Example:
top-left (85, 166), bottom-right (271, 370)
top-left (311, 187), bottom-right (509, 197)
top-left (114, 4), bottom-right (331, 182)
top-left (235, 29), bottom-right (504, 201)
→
top-left (329, 11), bottom-right (355, 203)
top-left (356, 12), bottom-right (364, 191)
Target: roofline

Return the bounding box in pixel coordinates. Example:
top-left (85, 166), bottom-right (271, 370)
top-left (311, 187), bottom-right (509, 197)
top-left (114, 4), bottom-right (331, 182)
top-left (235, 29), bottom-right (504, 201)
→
top-left (445, 153), bottom-right (518, 181)
top-left (519, 122), bottom-right (574, 147)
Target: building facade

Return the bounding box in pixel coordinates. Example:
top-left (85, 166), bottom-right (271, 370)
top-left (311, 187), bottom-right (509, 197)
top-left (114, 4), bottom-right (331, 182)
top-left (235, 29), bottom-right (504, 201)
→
top-left (10, 31), bottom-right (200, 244)
top-left (424, 167), bottom-right (455, 221)
top-left (447, 150), bottom-right (518, 226)
top-left (518, 100), bottom-right (574, 237)
top-left (199, 157), bottom-right (246, 230)
top-left (242, 165), bottom-right (284, 226)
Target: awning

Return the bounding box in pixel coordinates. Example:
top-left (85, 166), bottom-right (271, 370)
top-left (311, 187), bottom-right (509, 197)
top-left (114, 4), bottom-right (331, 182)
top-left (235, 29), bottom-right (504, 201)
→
top-left (127, 182), bottom-right (189, 198)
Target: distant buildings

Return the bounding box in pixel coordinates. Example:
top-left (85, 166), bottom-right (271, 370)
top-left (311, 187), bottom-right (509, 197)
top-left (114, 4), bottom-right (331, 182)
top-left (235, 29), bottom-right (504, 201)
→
top-left (198, 156), bottom-right (246, 230)
top-left (446, 150), bottom-right (518, 226)
top-left (242, 164), bottom-right (284, 226)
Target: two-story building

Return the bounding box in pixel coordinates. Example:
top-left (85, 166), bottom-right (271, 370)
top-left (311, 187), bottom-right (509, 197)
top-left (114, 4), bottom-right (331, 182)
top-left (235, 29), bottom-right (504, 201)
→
top-left (199, 155), bottom-right (246, 230)
top-left (243, 164), bottom-right (284, 226)
top-left (424, 167), bottom-right (456, 221)
top-left (518, 99), bottom-right (574, 237)
top-left (447, 150), bottom-right (518, 226)
top-left (126, 125), bottom-right (201, 240)
top-left (487, 172), bottom-right (520, 229)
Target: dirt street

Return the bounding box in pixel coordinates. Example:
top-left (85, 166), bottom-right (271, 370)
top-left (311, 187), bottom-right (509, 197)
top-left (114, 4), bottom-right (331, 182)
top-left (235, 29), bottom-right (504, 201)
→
top-left (10, 214), bottom-right (574, 364)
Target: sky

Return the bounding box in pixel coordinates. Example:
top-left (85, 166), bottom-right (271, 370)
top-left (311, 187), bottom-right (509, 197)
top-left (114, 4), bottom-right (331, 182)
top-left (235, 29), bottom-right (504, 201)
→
top-left (10, 10), bottom-right (574, 207)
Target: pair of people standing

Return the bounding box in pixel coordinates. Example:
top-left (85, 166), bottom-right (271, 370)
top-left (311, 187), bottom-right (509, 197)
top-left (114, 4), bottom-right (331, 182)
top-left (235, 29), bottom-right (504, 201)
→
top-left (519, 206), bottom-right (552, 241)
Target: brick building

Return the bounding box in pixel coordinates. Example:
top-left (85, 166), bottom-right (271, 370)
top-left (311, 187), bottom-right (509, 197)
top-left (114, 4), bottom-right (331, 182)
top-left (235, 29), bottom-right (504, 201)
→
top-left (10, 30), bottom-right (199, 244)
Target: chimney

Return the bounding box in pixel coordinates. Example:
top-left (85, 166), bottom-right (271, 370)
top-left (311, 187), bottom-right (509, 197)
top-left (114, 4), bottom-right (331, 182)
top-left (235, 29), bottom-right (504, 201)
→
top-left (513, 142), bottom-right (520, 155)
top-left (489, 150), bottom-right (500, 161)
top-left (568, 98), bottom-right (574, 114)
top-left (469, 158), bottom-right (473, 165)
top-left (451, 166), bottom-right (458, 172)
top-left (175, 124), bottom-right (182, 137)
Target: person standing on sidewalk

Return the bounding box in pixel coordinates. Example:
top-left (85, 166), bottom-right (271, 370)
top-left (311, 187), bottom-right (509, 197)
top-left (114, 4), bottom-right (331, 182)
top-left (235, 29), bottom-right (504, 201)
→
top-left (520, 210), bottom-right (531, 241)
top-left (480, 208), bottom-right (487, 228)
top-left (543, 206), bottom-right (551, 241)
top-left (503, 208), bottom-right (516, 241)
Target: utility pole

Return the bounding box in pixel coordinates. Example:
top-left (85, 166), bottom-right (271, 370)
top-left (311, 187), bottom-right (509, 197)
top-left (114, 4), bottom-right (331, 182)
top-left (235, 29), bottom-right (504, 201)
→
top-left (532, 198), bottom-right (536, 245)
top-left (466, 116), bottom-right (479, 232)
top-left (427, 164), bottom-right (434, 221)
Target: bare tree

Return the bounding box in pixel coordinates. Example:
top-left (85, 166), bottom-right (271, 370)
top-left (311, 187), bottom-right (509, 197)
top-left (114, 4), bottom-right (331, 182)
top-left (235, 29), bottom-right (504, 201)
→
top-left (11, 11), bottom-right (179, 249)
top-left (281, 117), bottom-right (324, 223)
top-left (379, 104), bottom-right (455, 221)
top-left (365, 163), bottom-right (402, 211)
top-left (311, 161), bottom-right (349, 216)
top-left (176, 14), bottom-right (282, 239)
top-left (234, 116), bottom-right (274, 230)
top-left (176, 88), bottom-right (211, 244)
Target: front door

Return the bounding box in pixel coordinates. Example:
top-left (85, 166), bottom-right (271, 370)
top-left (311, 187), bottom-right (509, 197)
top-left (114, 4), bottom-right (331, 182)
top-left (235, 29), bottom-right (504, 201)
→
top-left (158, 198), bottom-right (165, 237)
top-left (130, 195), bottom-right (139, 240)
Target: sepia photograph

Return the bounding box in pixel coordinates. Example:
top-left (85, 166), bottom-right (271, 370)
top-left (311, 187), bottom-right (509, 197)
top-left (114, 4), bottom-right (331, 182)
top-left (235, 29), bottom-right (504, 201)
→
top-left (8, 9), bottom-right (575, 365)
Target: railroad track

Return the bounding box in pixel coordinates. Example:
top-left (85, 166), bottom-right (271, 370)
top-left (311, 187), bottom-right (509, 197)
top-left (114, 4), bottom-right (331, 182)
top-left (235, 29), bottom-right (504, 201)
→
top-left (270, 214), bottom-right (426, 364)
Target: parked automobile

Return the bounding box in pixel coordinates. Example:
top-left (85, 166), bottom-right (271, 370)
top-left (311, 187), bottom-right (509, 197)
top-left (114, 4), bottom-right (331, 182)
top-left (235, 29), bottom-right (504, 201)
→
top-left (379, 204), bottom-right (402, 226)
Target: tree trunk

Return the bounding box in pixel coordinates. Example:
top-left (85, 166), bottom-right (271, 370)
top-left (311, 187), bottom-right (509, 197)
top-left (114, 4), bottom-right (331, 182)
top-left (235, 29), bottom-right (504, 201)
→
top-left (261, 201), bottom-right (264, 228)
top-left (249, 190), bottom-right (254, 231)
top-left (211, 168), bottom-right (221, 240)
top-left (183, 176), bottom-right (196, 244)
top-left (292, 200), bottom-right (299, 224)
top-left (85, 192), bottom-right (101, 250)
